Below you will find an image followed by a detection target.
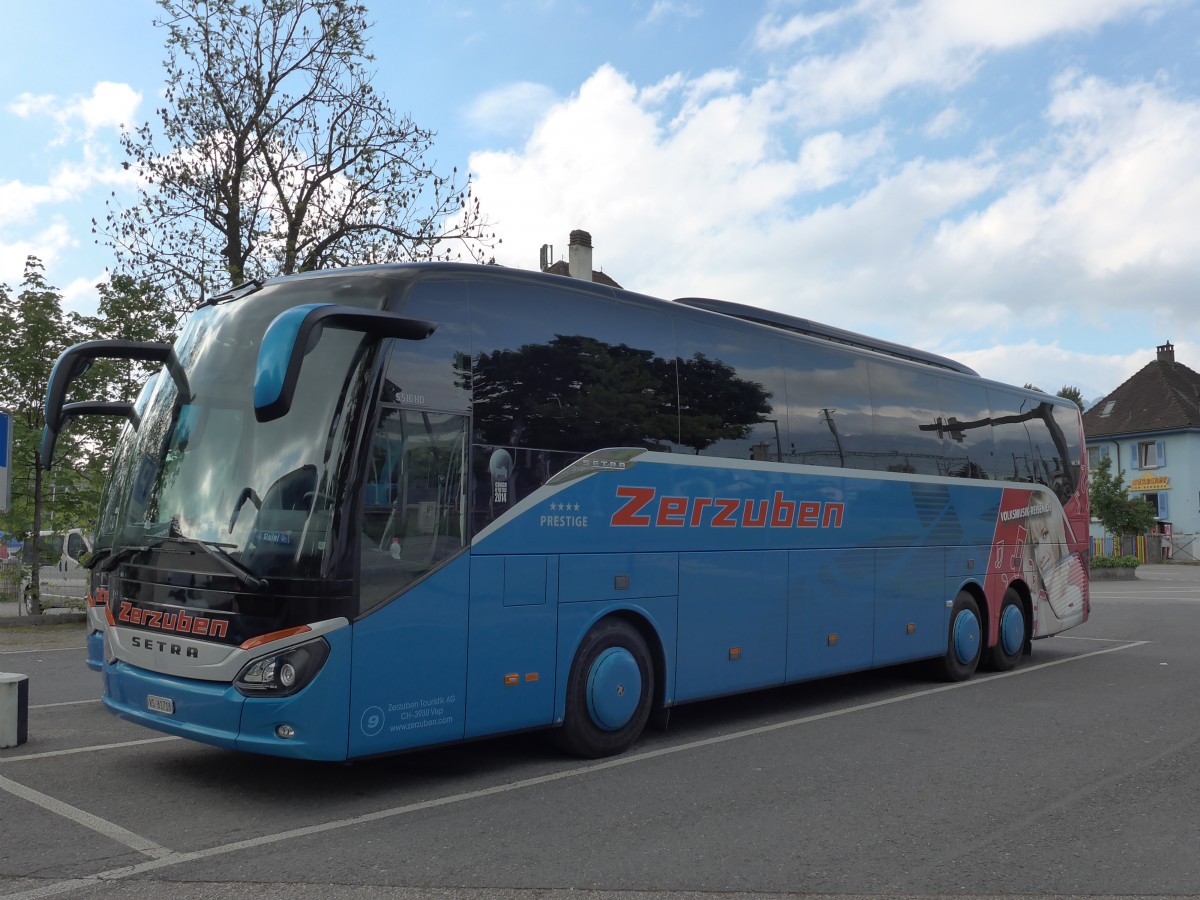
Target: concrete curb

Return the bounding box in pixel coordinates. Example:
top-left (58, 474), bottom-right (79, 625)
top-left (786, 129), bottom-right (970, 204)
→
top-left (0, 613), bottom-right (87, 629)
top-left (1089, 567), bottom-right (1139, 581)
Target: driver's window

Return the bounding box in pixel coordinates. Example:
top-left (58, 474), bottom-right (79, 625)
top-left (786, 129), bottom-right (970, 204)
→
top-left (359, 406), bottom-right (468, 612)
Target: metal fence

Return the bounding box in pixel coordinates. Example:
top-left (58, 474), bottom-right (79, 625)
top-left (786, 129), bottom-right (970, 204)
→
top-left (1166, 533), bottom-right (1200, 564)
top-left (0, 561), bottom-right (89, 617)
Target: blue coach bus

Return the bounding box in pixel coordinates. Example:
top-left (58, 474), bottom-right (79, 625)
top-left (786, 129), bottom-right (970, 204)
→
top-left (43, 264), bottom-right (1089, 760)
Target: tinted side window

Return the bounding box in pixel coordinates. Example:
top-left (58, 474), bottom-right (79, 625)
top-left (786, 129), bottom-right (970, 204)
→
top-left (671, 319), bottom-right (783, 460)
top-left (784, 343), bottom-right (874, 469)
top-left (1027, 400), bottom-right (1079, 503)
top-left (940, 378), bottom-right (993, 479)
top-left (1052, 403), bottom-right (1083, 502)
top-left (384, 279), bottom-right (471, 411)
top-left (469, 279), bottom-right (678, 527)
top-left (989, 389), bottom-right (1035, 483)
top-left (869, 361), bottom-right (944, 476)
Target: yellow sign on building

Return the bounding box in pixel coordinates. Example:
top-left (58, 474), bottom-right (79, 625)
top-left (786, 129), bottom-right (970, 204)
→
top-left (1130, 473), bottom-right (1170, 492)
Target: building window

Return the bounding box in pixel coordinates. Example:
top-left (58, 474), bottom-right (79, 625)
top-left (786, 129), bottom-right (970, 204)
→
top-left (1141, 492), bottom-right (1169, 520)
top-left (1086, 445), bottom-right (1110, 470)
top-left (1137, 440), bottom-right (1165, 469)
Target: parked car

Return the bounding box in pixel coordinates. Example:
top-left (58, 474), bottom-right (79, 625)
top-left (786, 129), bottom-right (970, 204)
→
top-left (20, 528), bottom-right (92, 612)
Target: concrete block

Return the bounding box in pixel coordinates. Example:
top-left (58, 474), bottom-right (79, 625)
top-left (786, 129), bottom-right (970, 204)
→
top-left (0, 673), bottom-right (29, 748)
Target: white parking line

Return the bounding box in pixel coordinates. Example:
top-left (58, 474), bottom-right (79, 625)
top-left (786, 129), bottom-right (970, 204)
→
top-left (0, 639), bottom-right (1147, 900)
top-left (29, 699), bottom-right (101, 710)
top-left (0, 736), bottom-right (180, 765)
top-left (0, 774), bottom-right (173, 860)
top-left (1056, 635), bottom-right (1147, 642)
top-left (0, 646), bottom-right (87, 654)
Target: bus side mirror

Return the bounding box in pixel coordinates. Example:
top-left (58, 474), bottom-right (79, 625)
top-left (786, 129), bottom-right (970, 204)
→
top-left (41, 340), bottom-right (175, 468)
top-left (254, 304), bottom-right (437, 422)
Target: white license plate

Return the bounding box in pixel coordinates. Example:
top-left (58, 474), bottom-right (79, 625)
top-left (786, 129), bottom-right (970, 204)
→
top-left (146, 694), bottom-right (175, 715)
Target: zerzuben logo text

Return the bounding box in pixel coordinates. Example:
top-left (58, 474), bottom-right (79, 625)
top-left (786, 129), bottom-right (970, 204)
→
top-left (611, 487), bottom-right (844, 529)
top-left (114, 601), bottom-right (229, 639)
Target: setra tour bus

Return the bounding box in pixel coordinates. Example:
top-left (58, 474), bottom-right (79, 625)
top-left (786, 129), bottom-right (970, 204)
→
top-left (41, 263), bottom-right (1089, 760)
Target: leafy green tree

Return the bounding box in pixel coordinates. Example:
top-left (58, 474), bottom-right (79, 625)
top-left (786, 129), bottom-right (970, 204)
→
top-left (1089, 456), bottom-right (1156, 538)
top-left (1056, 385), bottom-right (1085, 412)
top-left (0, 258), bottom-right (86, 612)
top-left (100, 0), bottom-right (494, 311)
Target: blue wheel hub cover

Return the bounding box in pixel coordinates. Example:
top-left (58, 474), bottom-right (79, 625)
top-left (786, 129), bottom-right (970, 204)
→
top-left (1000, 604), bottom-right (1025, 655)
top-left (952, 608), bottom-right (980, 665)
top-left (586, 647), bottom-right (642, 732)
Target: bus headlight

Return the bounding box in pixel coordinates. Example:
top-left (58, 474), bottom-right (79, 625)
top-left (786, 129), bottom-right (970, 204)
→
top-left (234, 638), bottom-right (330, 697)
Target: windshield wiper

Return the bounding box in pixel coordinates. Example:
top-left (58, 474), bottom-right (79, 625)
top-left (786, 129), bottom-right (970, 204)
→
top-left (92, 536), bottom-right (265, 591)
top-left (94, 542), bottom-right (162, 574)
top-left (184, 538), bottom-right (268, 591)
top-left (200, 279), bottom-right (263, 308)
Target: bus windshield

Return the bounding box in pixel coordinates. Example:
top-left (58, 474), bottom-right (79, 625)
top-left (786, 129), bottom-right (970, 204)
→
top-left (103, 275), bottom-right (391, 580)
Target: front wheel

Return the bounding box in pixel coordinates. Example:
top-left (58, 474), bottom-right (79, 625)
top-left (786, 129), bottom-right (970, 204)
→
top-left (554, 618), bottom-right (654, 758)
top-left (20, 579), bottom-right (35, 616)
top-left (984, 588), bottom-right (1026, 672)
top-left (940, 591), bottom-right (982, 681)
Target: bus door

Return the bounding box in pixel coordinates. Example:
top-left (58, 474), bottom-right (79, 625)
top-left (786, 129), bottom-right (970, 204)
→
top-left (464, 552), bottom-right (558, 738)
top-left (348, 406), bottom-right (471, 755)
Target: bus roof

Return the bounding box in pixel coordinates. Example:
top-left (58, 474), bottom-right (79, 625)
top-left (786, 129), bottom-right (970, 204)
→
top-left (263, 262), bottom-right (980, 378)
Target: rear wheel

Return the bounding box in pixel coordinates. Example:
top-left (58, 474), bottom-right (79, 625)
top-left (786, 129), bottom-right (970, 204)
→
top-left (554, 618), bottom-right (654, 758)
top-left (940, 591), bottom-right (982, 681)
top-left (985, 588), bottom-right (1026, 672)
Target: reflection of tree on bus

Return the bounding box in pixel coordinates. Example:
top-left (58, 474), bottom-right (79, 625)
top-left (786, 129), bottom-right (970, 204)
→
top-left (468, 336), bottom-right (771, 456)
top-left (1021, 490), bottom-right (1085, 628)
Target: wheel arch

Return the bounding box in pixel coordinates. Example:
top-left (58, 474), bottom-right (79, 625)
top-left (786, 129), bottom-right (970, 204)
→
top-left (957, 579), bottom-right (990, 650)
top-left (1004, 577), bottom-right (1035, 652)
top-left (555, 603), bottom-right (673, 727)
top-left (607, 608), bottom-right (669, 712)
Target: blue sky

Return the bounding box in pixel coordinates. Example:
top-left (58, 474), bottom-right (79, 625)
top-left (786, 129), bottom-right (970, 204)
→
top-left (3, 1), bottom-right (1200, 402)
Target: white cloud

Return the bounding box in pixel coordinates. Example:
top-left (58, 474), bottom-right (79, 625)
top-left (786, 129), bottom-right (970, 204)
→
top-left (925, 72), bottom-right (1200, 327)
top-left (643, 1), bottom-right (702, 26)
top-left (60, 272), bottom-right (107, 317)
top-left (0, 151), bottom-right (138, 228)
top-left (760, 0), bottom-right (1170, 124)
top-left (0, 222), bottom-right (74, 288)
top-left (753, 2), bottom-right (863, 52)
top-left (924, 106), bottom-right (963, 138)
top-left (953, 340), bottom-right (1179, 401)
top-left (465, 82), bottom-right (559, 138)
top-left (9, 81), bottom-right (141, 144)
top-left (470, 65), bottom-right (990, 323)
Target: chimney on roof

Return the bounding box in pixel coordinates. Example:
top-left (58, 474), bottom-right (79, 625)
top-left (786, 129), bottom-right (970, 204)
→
top-left (568, 229), bottom-right (593, 282)
top-left (1158, 341), bottom-right (1175, 365)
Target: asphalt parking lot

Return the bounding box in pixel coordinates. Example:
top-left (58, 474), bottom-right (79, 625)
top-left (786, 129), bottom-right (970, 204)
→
top-left (2, 565), bottom-right (1199, 900)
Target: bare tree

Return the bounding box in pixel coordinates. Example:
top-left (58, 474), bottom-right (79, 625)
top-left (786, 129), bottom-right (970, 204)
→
top-left (99, 0), bottom-right (493, 310)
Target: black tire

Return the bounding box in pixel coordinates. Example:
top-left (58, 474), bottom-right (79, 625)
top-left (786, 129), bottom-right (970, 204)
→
top-left (553, 618), bottom-right (654, 759)
top-left (20, 580), bottom-right (34, 616)
top-left (940, 591), bottom-right (982, 681)
top-left (984, 588), bottom-right (1026, 672)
